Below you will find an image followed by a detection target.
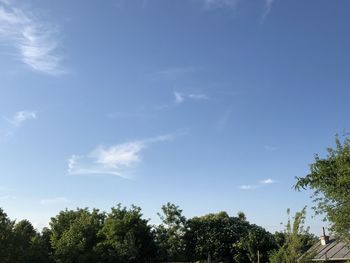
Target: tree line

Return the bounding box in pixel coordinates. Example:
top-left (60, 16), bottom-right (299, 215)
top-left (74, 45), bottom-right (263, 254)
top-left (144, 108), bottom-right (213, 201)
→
top-left (0, 203), bottom-right (316, 263)
top-left (1, 136), bottom-right (349, 262)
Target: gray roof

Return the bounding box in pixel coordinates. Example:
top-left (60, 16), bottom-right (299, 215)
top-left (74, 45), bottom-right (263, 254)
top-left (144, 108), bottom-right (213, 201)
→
top-left (309, 237), bottom-right (350, 261)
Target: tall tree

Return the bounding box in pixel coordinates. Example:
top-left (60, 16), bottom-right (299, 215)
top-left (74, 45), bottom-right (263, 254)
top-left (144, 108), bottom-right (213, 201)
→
top-left (234, 224), bottom-right (277, 263)
top-left (28, 229), bottom-right (54, 263)
top-left (12, 220), bottom-right (37, 262)
top-left (185, 211), bottom-right (249, 262)
top-left (96, 204), bottom-right (157, 263)
top-left (295, 137), bottom-right (350, 243)
top-left (155, 202), bottom-right (187, 261)
top-left (0, 208), bottom-right (15, 262)
top-left (49, 208), bottom-right (105, 263)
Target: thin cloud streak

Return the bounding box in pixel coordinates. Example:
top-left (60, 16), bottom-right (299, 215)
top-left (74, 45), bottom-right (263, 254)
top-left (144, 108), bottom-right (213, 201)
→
top-left (262, 0), bottom-right (274, 21)
top-left (216, 107), bottom-right (233, 132)
top-left (0, 2), bottom-right (63, 74)
top-left (239, 185), bottom-right (256, 190)
top-left (240, 178), bottom-right (277, 190)
top-left (68, 134), bottom-right (175, 177)
top-left (174, 91), bottom-right (208, 104)
top-left (6, 110), bottom-right (37, 126)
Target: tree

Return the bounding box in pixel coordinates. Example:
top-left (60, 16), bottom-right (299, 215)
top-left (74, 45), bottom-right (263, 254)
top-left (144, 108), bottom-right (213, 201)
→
top-left (269, 207), bottom-right (316, 263)
top-left (96, 204), bottom-right (157, 263)
top-left (0, 211), bottom-right (50, 263)
top-left (12, 220), bottom-right (37, 262)
top-left (0, 208), bottom-right (15, 262)
top-left (295, 137), bottom-right (350, 243)
top-left (28, 229), bottom-right (54, 263)
top-left (49, 208), bottom-right (105, 263)
top-left (234, 224), bottom-right (277, 263)
top-left (155, 202), bottom-right (187, 261)
top-left (237, 211), bottom-right (247, 222)
top-left (185, 211), bottom-right (250, 262)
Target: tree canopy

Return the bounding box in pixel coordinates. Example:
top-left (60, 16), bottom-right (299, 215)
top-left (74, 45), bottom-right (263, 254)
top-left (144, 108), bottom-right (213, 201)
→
top-left (295, 137), bottom-right (350, 243)
top-left (0, 203), bottom-right (313, 262)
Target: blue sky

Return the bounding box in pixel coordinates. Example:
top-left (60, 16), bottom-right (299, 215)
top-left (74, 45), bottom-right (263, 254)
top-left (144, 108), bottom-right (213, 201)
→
top-left (0, 0), bottom-right (349, 234)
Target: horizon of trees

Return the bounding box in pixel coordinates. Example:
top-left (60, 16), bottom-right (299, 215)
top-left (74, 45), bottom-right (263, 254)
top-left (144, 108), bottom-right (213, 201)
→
top-left (4, 137), bottom-right (350, 262)
top-left (0, 203), bottom-right (316, 263)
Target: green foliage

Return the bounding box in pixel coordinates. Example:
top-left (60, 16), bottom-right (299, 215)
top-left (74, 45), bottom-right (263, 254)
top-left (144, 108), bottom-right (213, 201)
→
top-left (295, 137), bottom-right (350, 243)
top-left (49, 208), bottom-right (105, 262)
top-left (96, 204), bottom-right (157, 263)
top-left (155, 202), bottom-right (187, 261)
top-left (237, 211), bottom-right (247, 222)
top-left (0, 208), bottom-right (15, 262)
top-left (12, 220), bottom-right (37, 262)
top-left (28, 230), bottom-right (54, 263)
top-left (0, 204), bottom-right (316, 263)
top-left (269, 207), bottom-right (316, 263)
top-left (185, 211), bottom-right (277, 263)
top-left (234, 224), bottom-right (277, 263)
top-left (0, 211), bottom-right (51, 263)
top-left (273, 231), bottom-right (286, 247)
top-left (185, 211), bottom-right (238, 262)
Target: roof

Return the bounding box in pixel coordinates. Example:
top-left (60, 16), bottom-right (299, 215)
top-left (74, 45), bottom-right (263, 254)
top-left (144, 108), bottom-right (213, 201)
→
top-left (308, 237), bottom-right (350, 261)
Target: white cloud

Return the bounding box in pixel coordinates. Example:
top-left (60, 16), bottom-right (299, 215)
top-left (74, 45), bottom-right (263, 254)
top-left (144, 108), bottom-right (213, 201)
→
top-left (174, 91), bottom-right (208, 104)
top-left (0, 2), bottom-right (63, 74)
top-left (240, 178), bottom-right (277, 190)
top-left (260, 178), bottom-right (276, 184)
top-left (262, 0), bottom-right (274, 21)
top-left (7, 110), bottom-right (37, 126)
top-left (40, 197), bottom-right (71, 205)
top-left (68, 134), bottom-right (175, 177)
top-left (174, 92), bottom-right (185, 104)
top-left (94, 142), bottom-right (144, 167)
top-left (239, 185), bottom-right (256, 190)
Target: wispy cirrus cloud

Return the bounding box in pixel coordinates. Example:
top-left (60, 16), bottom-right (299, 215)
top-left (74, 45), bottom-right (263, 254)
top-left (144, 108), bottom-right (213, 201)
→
top-left (0, 1), bottom-right (63, 74)
top-left (68, 134), bottom-right (175, 177)
top-left (6, 110), bottom-right (37, 127)
top-left (40, 197), bottom-right (71, 205)
top-left (216, 107), bottom-right (232, 132)
top-left (262, 0), bottom-right (274, 21)
top-left (174, 91), bottom-right (208, 104)
top-left (0, 110), bottom-right (38, 140)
